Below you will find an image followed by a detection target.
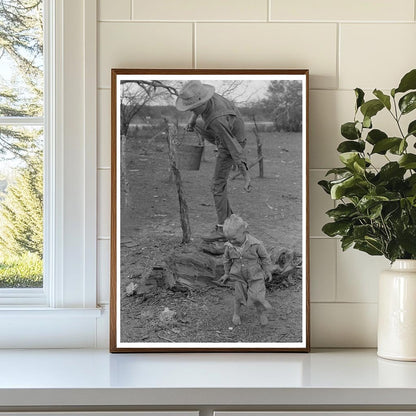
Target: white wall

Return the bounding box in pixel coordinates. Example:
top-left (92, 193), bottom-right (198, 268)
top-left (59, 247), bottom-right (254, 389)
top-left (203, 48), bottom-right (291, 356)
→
top-left (96, 0), bottom-right (416, 348)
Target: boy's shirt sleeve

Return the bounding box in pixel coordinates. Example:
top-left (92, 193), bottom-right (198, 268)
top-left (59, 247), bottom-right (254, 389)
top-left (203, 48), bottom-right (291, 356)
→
top-left (223, 243), bottom-right (232, 275)
top-left (256, 242), bottom-right (272, 273)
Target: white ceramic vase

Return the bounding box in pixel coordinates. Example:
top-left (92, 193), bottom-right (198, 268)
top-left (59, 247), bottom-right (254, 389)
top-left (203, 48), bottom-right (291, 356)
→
top-left (378, 259), bottom-right (416, 361)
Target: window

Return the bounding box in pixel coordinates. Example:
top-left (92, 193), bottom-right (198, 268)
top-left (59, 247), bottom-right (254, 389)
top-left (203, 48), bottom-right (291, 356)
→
top-left (0, 0), bottom-right (100, 348)
top-left (0, 0), bottom-right (45, 294)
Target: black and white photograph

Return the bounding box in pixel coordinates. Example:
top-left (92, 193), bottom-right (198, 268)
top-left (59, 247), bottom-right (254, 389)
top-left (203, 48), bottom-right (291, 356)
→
top-left (110, 69), bottom-right (309, 352)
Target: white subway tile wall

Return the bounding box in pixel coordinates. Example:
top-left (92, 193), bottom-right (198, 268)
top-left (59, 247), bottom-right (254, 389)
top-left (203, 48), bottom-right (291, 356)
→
top-left (311, 303), bottom-right (378, 347)
top-left (98, 90), bottom-right (111, 168)
top-left (310, 239), bottom-right (336, 302)
top-left (309, 170), bottom-right (334, 237)
top-left (98, 22), bottom-right (193, 88)
top-left (98, 169), bottom-right (111, 239)
top-left (196, 23), bottom-right (338, 89)
top-left (97, 0), bottom-right (416, 347)
top-left (336, 246), bottom-right (389, 303)
top-left (99, 0), bottom-right (131, 20)
top-left (270, 0), bottom-right (414, 22)
top-left (132, 0), bottom-right (269, 21)
top-left (97, 239), bottom-right (110, 305)
top-left (340, 24), bottom-right (416, 90)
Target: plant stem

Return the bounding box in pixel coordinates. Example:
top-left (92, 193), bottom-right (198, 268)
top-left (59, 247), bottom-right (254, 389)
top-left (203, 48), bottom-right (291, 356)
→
top-left (390, 97), bottom-right (406, 139)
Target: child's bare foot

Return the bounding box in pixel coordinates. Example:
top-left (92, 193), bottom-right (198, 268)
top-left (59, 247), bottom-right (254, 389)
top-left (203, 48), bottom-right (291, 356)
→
top-left (260, 313), bottom-right (268, 326)
top-left (232, 314), bottom-right (241, 325)
top-left (263, 300), bottom-right (273, 310)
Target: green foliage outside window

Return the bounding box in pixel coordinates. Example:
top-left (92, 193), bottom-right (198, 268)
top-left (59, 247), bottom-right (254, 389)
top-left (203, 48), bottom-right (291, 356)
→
top-left (0, 0), bottom-right (44, 288)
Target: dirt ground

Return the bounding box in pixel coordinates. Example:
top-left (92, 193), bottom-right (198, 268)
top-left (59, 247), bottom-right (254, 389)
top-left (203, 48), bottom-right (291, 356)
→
top-left (119, 125), bottom-right (304, 344)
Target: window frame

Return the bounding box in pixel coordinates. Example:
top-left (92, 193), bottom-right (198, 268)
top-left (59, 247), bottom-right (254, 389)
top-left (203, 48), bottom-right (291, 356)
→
top-left (0, 1), bottom-right (49, 305)
top-left (0, 0), bottom-right (100, 348)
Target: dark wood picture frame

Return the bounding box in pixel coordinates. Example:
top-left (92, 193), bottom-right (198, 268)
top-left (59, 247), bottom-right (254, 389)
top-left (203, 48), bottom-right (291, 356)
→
top-left (110, 69), bottom-right (310, 352)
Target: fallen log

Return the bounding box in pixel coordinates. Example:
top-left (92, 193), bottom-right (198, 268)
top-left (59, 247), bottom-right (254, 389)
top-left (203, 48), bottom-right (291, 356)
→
top-left (165, 244), bottom-right (224, 289)
top-left (132, 243), bottom-right (302, 293)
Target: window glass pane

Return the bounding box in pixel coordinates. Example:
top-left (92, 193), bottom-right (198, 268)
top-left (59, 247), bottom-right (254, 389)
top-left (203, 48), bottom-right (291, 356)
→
top-left (0, 0), bottom-right (44, 290)
top-left (0, 126), bottom-right (43, 288)
top-left (0, 0), bottom-right (44, 117)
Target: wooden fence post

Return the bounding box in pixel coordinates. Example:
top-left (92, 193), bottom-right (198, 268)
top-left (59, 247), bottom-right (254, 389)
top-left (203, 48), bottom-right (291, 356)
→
top-left (121, 134), bottom-right (130, 207)
top-left (252, 116), bottom-right (264, 178)
top-left (166, 121), bottom-right (191, 244)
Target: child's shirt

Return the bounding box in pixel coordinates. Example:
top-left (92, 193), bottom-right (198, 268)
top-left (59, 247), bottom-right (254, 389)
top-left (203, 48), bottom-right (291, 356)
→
top-left (223, 233), bottom-right (272, 282)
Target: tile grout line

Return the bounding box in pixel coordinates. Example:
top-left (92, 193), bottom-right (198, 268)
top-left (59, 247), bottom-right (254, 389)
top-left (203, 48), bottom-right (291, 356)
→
top-left (311, 301), bottom-right (378, 305)
top-left (267, 0), bottom-right (271, 22)
top-left (98, 19), bottom-right (415, 24)
top-left (333, 227), bottom-right (338, 303)
top-left (130, 0), bottom-right (133, 20)
top-left (193, 22), bottom-right (197, 69)
top-left (336, 22), bottom-right (340, 90)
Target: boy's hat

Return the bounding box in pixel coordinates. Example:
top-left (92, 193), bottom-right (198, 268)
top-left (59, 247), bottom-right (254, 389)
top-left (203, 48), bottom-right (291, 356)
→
top-left (223, 214), bottom-right (248, 238)
top-left (176, 80), bottom-right (215, 111)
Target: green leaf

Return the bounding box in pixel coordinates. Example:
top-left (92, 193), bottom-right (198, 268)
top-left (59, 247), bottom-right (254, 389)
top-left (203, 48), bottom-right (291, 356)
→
top-left (366, 129), bottom-right (388, 145)
top-left (399, 92), bottom-right (416, 115)
top-left (399, 139), bottom-right (407, 154)
top-left (389, 139), bottom-right (408, 155)
top-left (326, 203), bottom-right (357, 220)
top-left (357, 195), bottom-right (389, 212)
top-left (365, 236), bottom-right (384, 252)
top-left (399, 154), bottom-right (416, 169)
top-left (325, 167), bottom-right (351, 176)
top-left (355, 88), bottom-right (365, 110)
top-left (373, 89), bottom-right (391, 110)
top-left (371, 137), bottom-right (402, 154)
top-left (318, 180), bottom-right (331, 194)
top-left (337, 140), bottom-right (365, 153)
top-left (330, 176), bottom-right (357, 199)
top-left (352, 225), bottom-right (374, 240)
top-left (353, 158), bottom-right (366, 174)
top-left (405, 175), bottom-right (416, 197)
top-left (395, 69), bottom-right (416, 94)
top-left (377, 162), bottom-right (406, 181)
top-left (341, 122), bottom-right (360, 140)
top-left (360, 99), bottom-right (384, 119)
top-left (322, 221), bottom-right (351, 237)
top-left (363, 115), bottom-right (372, 129)
top-left (407, 120), bottom-right (416, 138)
top-left (339, 152), bottom-right (360, 167)
top-left (398, 227), bottom-right (416, 255)
top-left (341, 235), bottom-right (355, 251)
top-left (354, 241), bottom-right (383, 256)
top-left (369, 203), bottom-right (383, 220)
top-left (330, 175), bottom-right (369, 200)
top-left (386, 240), bottom-right (403, 263)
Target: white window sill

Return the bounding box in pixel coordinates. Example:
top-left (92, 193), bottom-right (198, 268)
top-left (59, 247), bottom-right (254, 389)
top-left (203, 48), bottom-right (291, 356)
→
top-left (0, 307), bottom-right (103, 348)
top-left (0, 349), bottom-right (415, 410)
top-left (0, 307), bottom-right (102, 317)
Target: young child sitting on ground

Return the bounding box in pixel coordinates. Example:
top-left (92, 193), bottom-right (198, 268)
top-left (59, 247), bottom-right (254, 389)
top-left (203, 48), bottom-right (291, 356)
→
top-left (219, 214), bottom-right (273, 326)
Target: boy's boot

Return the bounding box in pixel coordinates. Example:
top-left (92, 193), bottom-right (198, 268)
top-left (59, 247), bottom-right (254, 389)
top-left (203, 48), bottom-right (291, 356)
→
top-left (202, 224), bottom-right (226, 242)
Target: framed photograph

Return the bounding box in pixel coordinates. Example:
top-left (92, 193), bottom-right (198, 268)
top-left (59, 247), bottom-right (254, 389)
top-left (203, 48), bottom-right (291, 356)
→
top-left (110, 69), bottom-right (310, 352)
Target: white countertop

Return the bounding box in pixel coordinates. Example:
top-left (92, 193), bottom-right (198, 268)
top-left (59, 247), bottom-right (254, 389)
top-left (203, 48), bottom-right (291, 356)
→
top-left (0, 349), bottom-right (416, 407)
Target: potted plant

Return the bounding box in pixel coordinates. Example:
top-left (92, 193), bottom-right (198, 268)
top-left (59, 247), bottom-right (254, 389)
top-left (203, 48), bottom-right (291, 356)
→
top-left (319, 68), bottom-right (416, 361)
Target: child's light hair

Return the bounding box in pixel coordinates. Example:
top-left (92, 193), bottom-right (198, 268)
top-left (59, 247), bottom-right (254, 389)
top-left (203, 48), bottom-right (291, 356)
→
top-left (223, 214), bottom-right (248, 238)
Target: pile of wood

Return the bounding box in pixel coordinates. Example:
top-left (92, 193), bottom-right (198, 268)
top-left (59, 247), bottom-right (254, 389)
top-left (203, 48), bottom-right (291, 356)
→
top-left (125, 240), bottom-right (302, 297)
